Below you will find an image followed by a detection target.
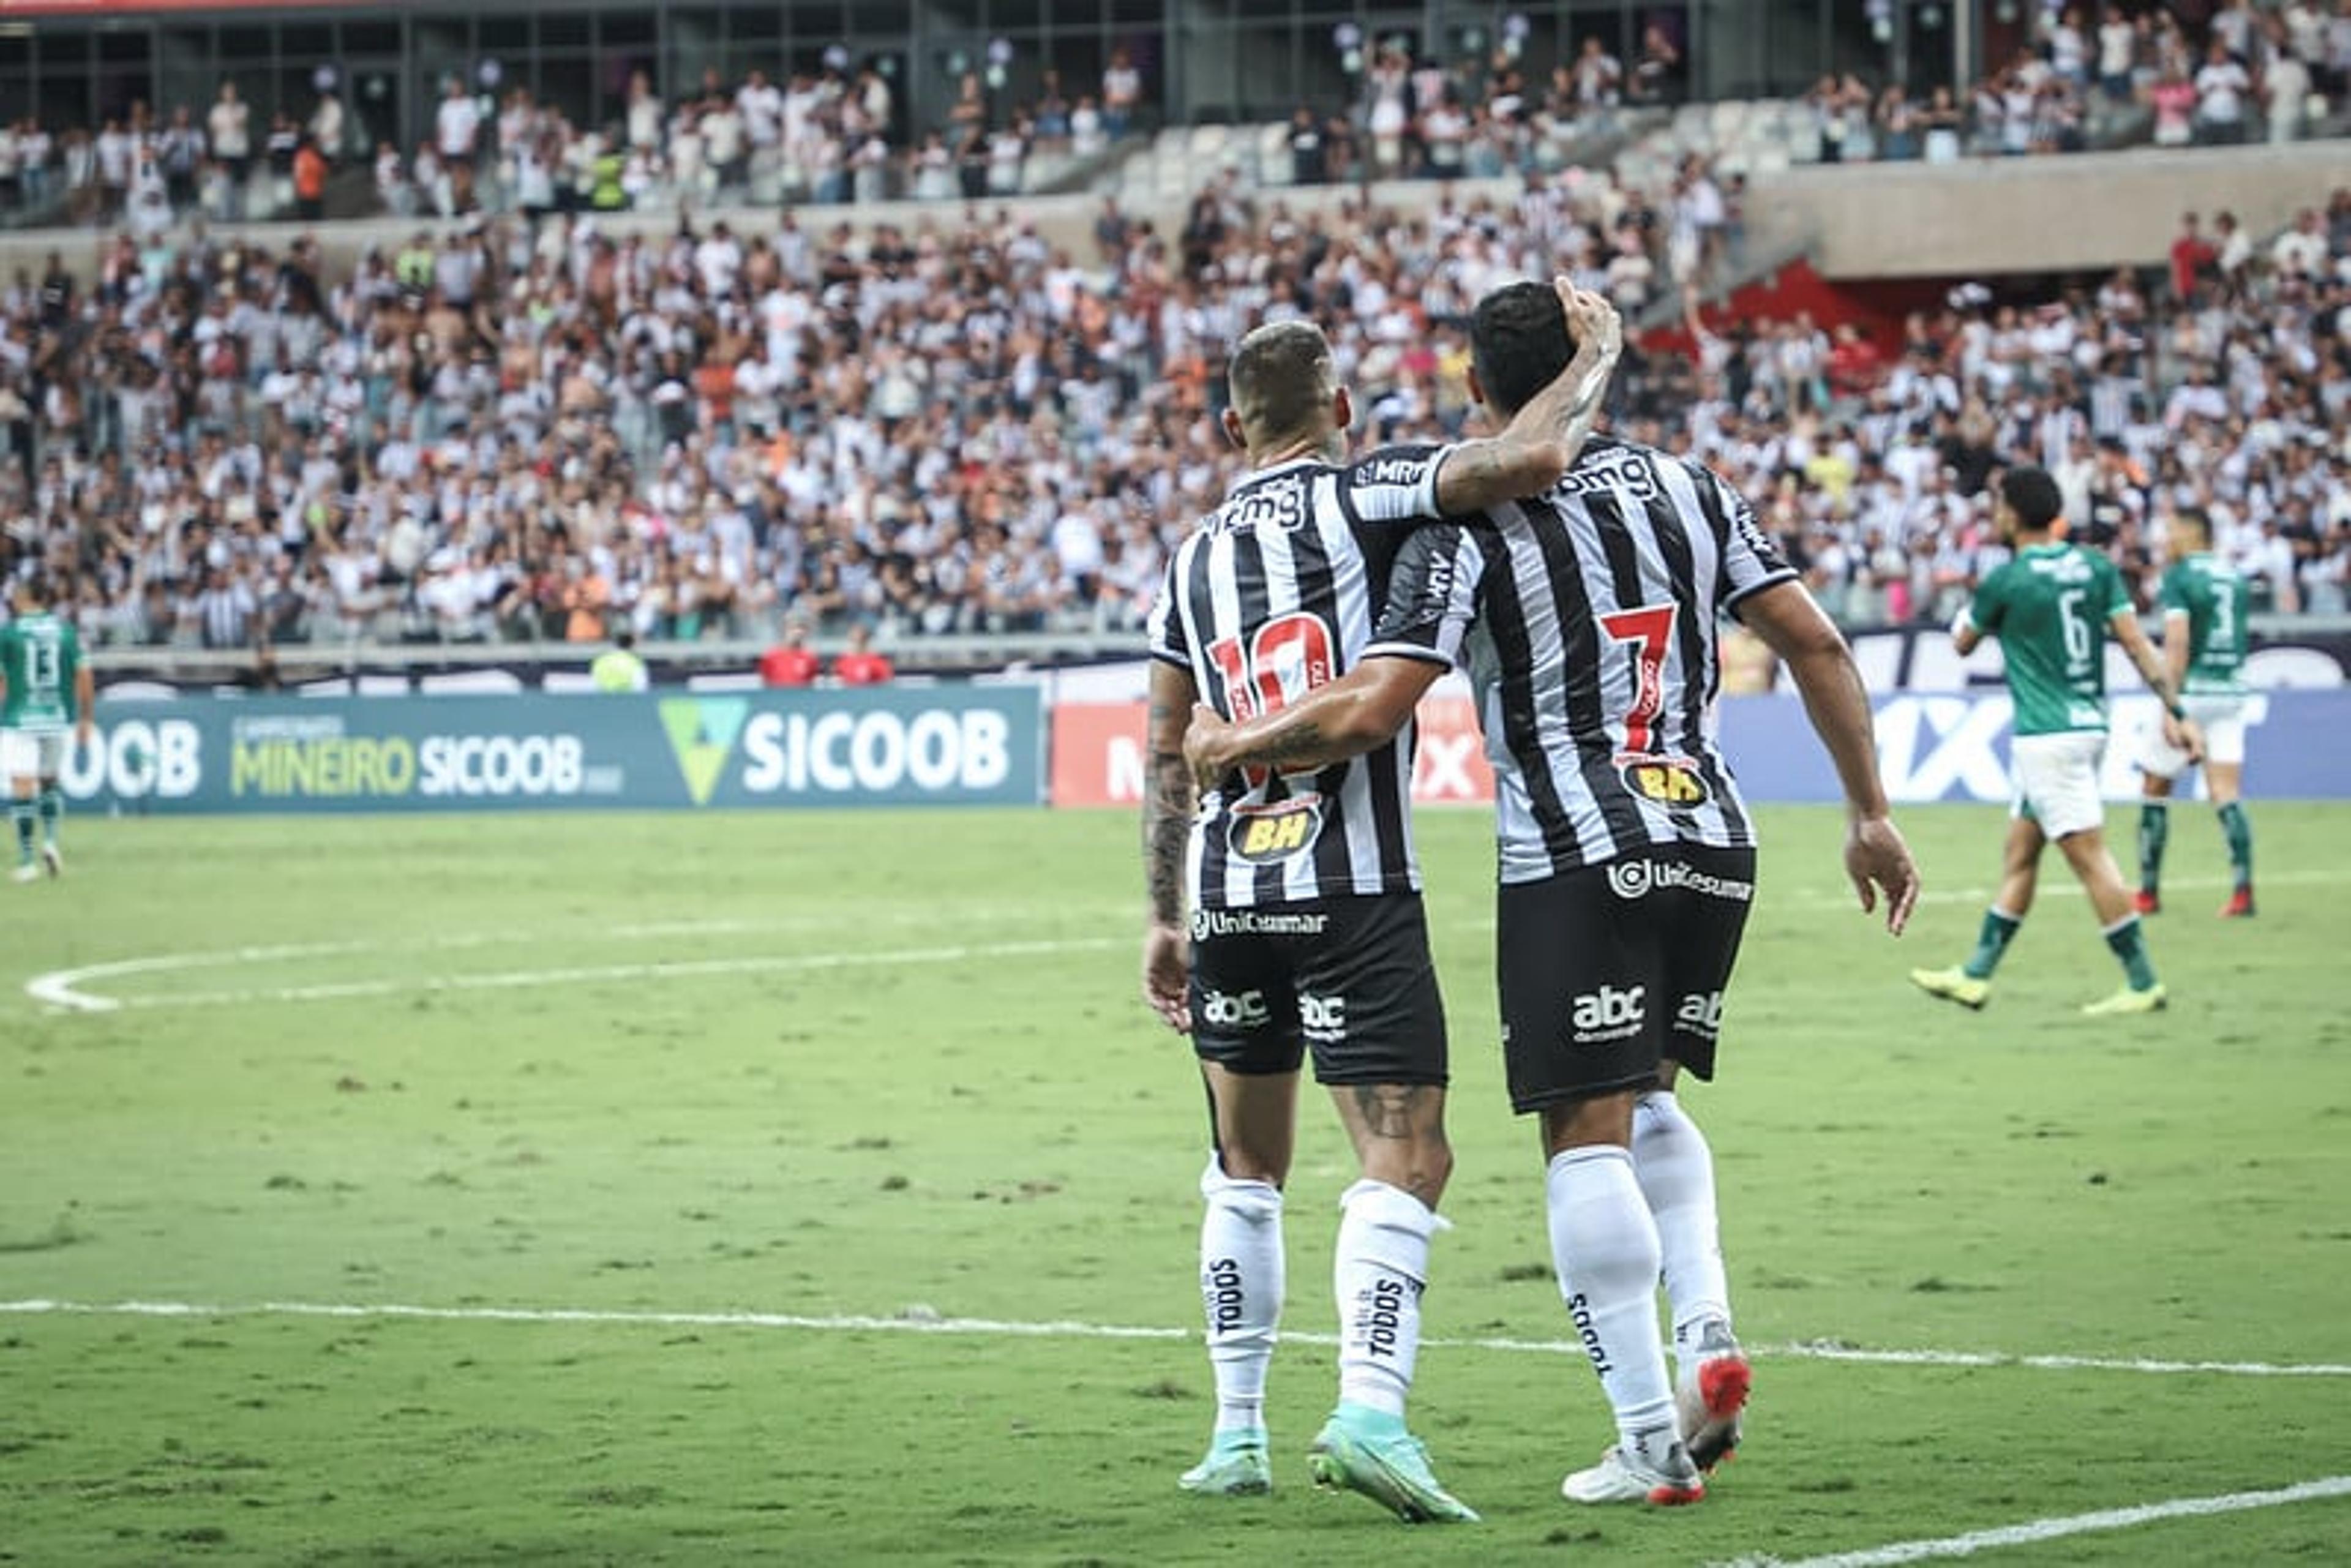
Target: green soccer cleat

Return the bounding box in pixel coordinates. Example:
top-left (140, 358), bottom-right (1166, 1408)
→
top-left (2082, 984), bottom-right (2167, 1017)
top-left (1179, 1428), bottom-right (1271, 1496)
top-left (1910, 966), bottom-right (1990, 1010)
top-left (1307, 1405), bottom-right (1480, 1524)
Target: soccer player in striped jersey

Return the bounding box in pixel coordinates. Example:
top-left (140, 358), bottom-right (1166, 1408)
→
top-left (2133, 507), bottom-right (2255, 917)
top-left (1139, 282), bottom-right (1622, 1520)
top-left (1184, 280), bottom-right (1920, 1509)
top-left (1911, 466), bottom-right (2202, 1015)
top-left (1, 579), bottom-right (92, 882)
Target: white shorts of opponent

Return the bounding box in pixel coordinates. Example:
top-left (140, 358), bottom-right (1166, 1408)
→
top-left (0, 727), bottom-right (67, 782)
top-left (2138, 693), bottom-right (2249, 778)
top-left (2009, 730), bottom-right (2107, 839)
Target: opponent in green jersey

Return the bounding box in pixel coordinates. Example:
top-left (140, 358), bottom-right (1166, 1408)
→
top-left (1, 580), bottom-right (92, 881)
top-left (2134, 508), bottom-right (2257, 917)
top-left (1958, 536), bottom-right (2131, 735)
top-left (2160, 544), bottom-right (2250, 696)
top-left (1911, 467), bottom-right (2199, 1017)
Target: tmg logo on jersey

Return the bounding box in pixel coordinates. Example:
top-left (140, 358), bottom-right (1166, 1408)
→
top-left (1220, 482), bottom-right (1309, 535)
top-left (1570, 984), bottom-right (1646, 1044)
top-left (1227, 796), bottom-right (1325, 864)
top-left (660, 698), bottom-right (750, 806)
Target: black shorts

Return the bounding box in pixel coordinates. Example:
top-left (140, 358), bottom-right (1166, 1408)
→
top-left (1188, 894), bottom-right (1447, 1087)
top-left (1497, 846), bottom-right (1756, 1113)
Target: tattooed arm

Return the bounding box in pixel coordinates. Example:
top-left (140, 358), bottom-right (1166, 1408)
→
top-left (1183, 656), bottom-right (1445, 793)
top-left (1430, 280), bottom-right (1624, 516)
top-left (1141, 659), bottom-right (1198, 1032)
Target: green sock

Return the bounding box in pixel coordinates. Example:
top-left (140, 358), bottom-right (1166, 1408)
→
top-left (2216, 802), bottom-right (2252, 891)
top-left (2136, 801), bottom-right (2169, 893)
top-left (1962, 908), bottom-right (2022, 980)
top-left (36, 784), bottom-right (61, 847)
top-left (9, 802), bottom-right (31, 866)
top-left (2103, 915), bottom-right (2159, 992)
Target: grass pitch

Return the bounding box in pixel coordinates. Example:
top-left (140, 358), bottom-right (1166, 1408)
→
top-left (1, 803), bottom-right (2347, 1566)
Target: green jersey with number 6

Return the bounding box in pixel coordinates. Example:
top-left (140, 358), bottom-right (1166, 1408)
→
top-left (2158, 552), bottom-right (2248, 696)
top-left (0, 611), bottom-right (82, 731)
top-left (1963, 542), bottom-right (2131, 736)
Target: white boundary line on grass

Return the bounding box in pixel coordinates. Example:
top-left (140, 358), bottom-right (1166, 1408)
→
top-left (26, 870), bottom-right (2328, 1015)
top-left (24, 935), bottom-right (1123, 1013)
top-left (1712, 1474), bottom-right (2351, 1567)
top-left (0, 1298), bottom-right (2345, 1378)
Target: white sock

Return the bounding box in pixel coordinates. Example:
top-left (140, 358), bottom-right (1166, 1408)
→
top-left (1333, 1179), bottom-right (1446, 1418)
top-left (1548, 1145), bottom-right (1678, 1457)
top-left (1632, 1090), bottom-right (1733, 1381)
top-left (1199, 1154), bottom-right (1283, 1435)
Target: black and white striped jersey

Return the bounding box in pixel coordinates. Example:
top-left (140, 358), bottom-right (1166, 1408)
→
top-left (1370, 435), bottom-right (1799, 885)
top-left (1147, 446), bottom-right (1458, 909)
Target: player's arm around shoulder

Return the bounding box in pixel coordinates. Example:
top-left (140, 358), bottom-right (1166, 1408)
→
top-left (1184, 526), bottom-right (1480, 790)
top-left (1736, 579), bottom-right (1921, 934)
top-left (1141, 658), bottom-right (1198, 1033)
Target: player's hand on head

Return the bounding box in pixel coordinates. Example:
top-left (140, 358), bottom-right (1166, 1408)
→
top-left (1557, 280), bottom-right (1623, 362)
top-left (1141, 923), bottom-right (1191, 1033)
top-left (1845, 815), bottom-right (1921, 936)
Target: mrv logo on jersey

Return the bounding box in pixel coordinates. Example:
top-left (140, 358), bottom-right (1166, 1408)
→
top-left (1605, 858), bottom-right (1754, 902)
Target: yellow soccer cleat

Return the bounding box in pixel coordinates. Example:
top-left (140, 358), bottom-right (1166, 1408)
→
top-left (1909, 966), bottom-right (1990, 1011)
top-left (2082, 984), bottom-right (2167, 1016)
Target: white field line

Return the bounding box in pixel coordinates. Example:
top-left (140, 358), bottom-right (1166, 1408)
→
top-left (20, 868), bottom-right (2331, 1012)
top-left (27, 937), bottom-right (1123, 1013)
top-left (1715, 1475), bottom-right (2351, 1567)
top-left (19, 904), bottom-right (1134, 1013)
top-left (0, 1299), bottom-right (2344, 1378)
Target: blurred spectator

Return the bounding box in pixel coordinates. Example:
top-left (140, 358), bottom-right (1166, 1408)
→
top-left (591, 629), bottom-right (650, 691)
top-left (760, 625), bottom-right (821, 688)
top-left (832, 623), bottom-right (894, 686)
top-left (293, 136), bottom-right (329, 221)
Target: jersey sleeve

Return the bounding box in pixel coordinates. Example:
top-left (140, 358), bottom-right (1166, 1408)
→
top-left (1365, 525), bottom-right (1485, 670)
top-left (1144, 549), bottom-right (1191, 671)
top-left (1692, 462), bottom-right (1798, 615)
top-left (59, 621), bottom-right (81, 685)
top-left (1338, 444), bottom-right (1459, 526)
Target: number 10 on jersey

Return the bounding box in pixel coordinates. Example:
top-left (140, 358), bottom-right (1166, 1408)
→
top-left (1205, 612), bottom-right (1335, 790)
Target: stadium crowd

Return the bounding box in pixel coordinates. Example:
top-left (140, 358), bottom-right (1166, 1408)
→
top-left (6, 2), bottom-right (2345, 234)
top-left (0, 47), bottom-right (1154, 231)
top-left (1799, 0), bottom-right (2351, 164)
top-left (0, 164), bottom-right (2343, 655)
